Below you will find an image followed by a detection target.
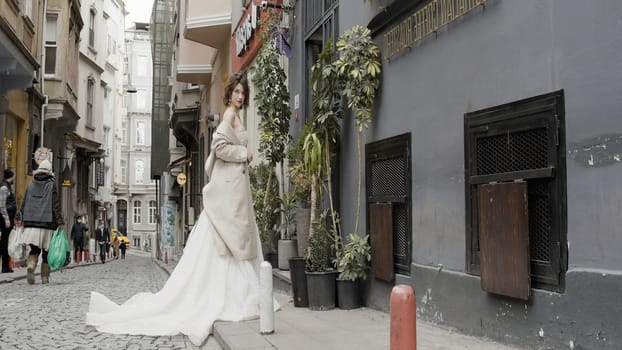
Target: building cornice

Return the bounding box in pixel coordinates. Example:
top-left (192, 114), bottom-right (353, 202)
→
top-left (185, 13), bottom-right (231, 30)
top-left (176, 64), bottom-right (213, 74)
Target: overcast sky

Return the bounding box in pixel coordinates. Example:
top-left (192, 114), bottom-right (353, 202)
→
top-left (125, 0), bottom-right (155, 28)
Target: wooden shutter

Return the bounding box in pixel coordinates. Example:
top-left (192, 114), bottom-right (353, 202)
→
top-left (478, 182), bottom-right (530, 300)
top-left (370, 203), bottom-right (394, 282)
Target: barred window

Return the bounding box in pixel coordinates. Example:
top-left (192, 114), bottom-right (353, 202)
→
top-left (464, 90), bottom-right (567, 294)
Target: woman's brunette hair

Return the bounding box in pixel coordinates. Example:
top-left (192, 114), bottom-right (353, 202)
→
top-left (223, 71), bottom-right (249, 109)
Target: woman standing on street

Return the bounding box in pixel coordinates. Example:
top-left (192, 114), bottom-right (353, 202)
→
top-left (18, 160), bottom-right (64, 284)
top-left (86, 72), bottom-right (278, 346)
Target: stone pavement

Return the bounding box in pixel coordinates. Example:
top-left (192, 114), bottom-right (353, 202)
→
top-left (1, 249), bottom-right (529, 350)
top-left (0, 249), bottom-right (220, 350)
top-left (155, 258), bottom-right (528, 350)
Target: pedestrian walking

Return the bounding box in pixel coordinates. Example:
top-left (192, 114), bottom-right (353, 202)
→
top-left (0, 169), bottom-right (17, 273)
top-left (70, 216), bottom-right (87, 264)
top-left (18, 160), bottom-right (64, 284)
top-left (119, 240), bottom-right (127, 259)
top-left (112, 236), bottom-right (119, 260)
top-left (95, 219), bottom-right (109, 264)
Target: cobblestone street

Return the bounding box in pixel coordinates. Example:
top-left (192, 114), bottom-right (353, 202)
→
top-left (0, 250), bottom-right (221, 350)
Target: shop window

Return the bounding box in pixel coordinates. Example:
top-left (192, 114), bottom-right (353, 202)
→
top-left (464, 90), bottom-right (567, 294)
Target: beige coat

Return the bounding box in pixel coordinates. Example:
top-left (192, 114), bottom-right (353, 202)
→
top-left (202, 122), bottom-right (258, 261)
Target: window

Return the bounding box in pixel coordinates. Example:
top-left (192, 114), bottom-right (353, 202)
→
top-left (120, 159), bottom-right (126, 184)
top-left (137, 55), bottom-right (148, 76)
top-left (107, 34), bottom-right (112, 56)
top-left (121, 121), bottom-right (127, 144)
top-left (135, 121), bottom-right (145, 145)
top-left (23, 0), bottom-right (32, 19)
top-left (86, 78), bottom-right (94, 126)
top-left (135, 159), bottom-right (144, 184)
top-left (136, 90), bottom-right (146, 109)
top-left (133, 200), bottom-right (141, 224)
top-left (89, 9), bottom-right (96, 47)
top-left (366, 133), bottom-right (412, 277)
top-left (464, 90), bottom-right (567, 293)
top-left (44, 14), bottom-right (58, 74)
top-left (149, 200), bottom-right (157, 224)
top-left (303, 2), bottom-right (338, 125)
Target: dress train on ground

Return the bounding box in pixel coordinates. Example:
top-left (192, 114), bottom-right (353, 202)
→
top-left (86, 209), bottom-right (276, 346)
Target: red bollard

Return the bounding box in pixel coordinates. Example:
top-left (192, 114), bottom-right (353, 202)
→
top-left (164, 250), bottom-right (168, 264)
top-left (390, 284), bottom-right (417, 350)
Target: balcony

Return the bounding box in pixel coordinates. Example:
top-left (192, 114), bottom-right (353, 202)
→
top-left (184, 0), bottom-right (232, 49)
top-left (176, 40), bottom-right (216, 84)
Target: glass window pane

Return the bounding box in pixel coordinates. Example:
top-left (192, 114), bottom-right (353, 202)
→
top-left (45, 47), bottom-right (56, 74)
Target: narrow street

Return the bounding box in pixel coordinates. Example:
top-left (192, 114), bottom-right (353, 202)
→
top-left (0, 250), bottom-right (221, 350)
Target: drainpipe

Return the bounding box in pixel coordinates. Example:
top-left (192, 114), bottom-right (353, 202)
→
top-left (40, 0), bottom-right (48, 148)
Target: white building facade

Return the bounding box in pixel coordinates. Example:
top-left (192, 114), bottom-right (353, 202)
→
top-left (114, 23), bottom-right (156, 249)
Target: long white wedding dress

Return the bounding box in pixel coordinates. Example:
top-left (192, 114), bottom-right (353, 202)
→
top-left (86, 131), bottom-right (277, 346)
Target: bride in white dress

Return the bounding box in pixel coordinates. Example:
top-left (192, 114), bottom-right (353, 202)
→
top-left (86, 72), bottom-right (277, 346)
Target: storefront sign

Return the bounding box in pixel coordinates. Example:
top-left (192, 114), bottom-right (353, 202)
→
top-left (235, 3), bottom-right (259, 56)
top-left (231, 0), bottom-right (283, 72)
top-left (384, 0), bottom-right (487, 61)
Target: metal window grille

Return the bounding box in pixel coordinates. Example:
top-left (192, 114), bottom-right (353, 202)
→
top-left (366, 133), bottom-right (412, 276)
top-left (465, 90), bottom-right (567, 292)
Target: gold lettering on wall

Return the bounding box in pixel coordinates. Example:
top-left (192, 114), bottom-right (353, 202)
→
top-left (384, 0), bottom-right (486, 61)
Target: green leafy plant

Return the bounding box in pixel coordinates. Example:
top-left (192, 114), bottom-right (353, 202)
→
top-left (303, 130), bottom-right (323, 237)
top-left (288, 122), bottom-right (312, 207)
top-left (310, 39), bottom-right (342, 237)
top-left (251, 38), bottom-right (293, 240)
top-left (305, 209), bottom-right (334, 272)
top-left (334, 233), bottom-right (371, 281)
top-left (335, 25), bottom-right (382, 237)
top-left (249, 163), bottom-right (280, 253)
top-left (277, 191), bottom-right (297, 240)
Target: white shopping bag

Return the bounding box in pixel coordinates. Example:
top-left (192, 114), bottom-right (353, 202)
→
top-left (8, 226), bottom-right (29, 263)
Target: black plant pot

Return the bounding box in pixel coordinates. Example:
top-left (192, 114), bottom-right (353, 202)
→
top-left (337, 279), bottom-right (361, 310)
top-left (288, 257), bottom-right (308, 307)
top-left (306, 271), bottom-right (337, 311)
top-left (264, 252), bottom-right (278, 268)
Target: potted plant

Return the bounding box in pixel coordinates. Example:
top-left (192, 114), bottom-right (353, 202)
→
top-left (288, 124), bottom-right (312, 257)
top-left (335, 25), bottom-right (381, 238)
top-left (249, 163), bottom-right (280, 266)
top-left (334, 232), bottom-right (371, 309)
top-left (305, 209), bottom-right (337, 310)
top-left (277, 191), bottom-right (297, 270)
top-left (250, 39), bottom-right (292, 230)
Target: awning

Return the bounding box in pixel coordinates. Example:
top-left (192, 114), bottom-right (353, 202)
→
top-left (0, 27), bottom-right (36, 95)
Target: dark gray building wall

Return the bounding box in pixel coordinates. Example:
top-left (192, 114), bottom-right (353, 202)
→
top-left (327, 0), bottom-right (622, 349)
